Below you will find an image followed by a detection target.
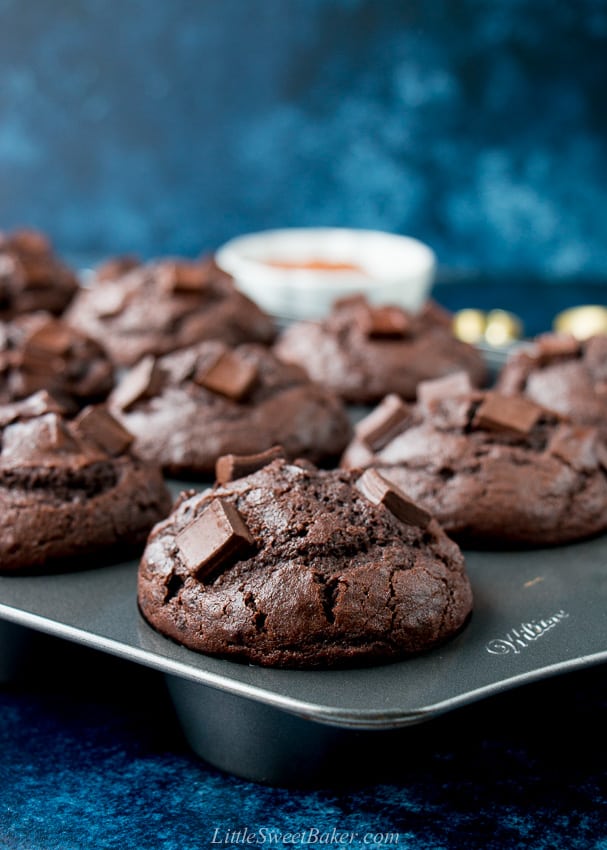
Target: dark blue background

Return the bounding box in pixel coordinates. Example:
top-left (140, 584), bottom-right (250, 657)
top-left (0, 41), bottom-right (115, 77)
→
top-left (0, 0), bottom-right (607, 283)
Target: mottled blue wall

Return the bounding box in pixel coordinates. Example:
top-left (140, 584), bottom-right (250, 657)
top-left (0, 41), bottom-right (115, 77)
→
top-left (0, 0), bottom-right (606, 279)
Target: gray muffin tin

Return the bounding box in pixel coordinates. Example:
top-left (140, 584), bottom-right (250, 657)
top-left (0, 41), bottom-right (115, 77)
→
top-left (0, 526), bottom-right (606, 784)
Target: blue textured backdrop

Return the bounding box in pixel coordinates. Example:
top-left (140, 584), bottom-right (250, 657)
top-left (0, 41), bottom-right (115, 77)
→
top-left (0, 0), bottom-right (606, 279)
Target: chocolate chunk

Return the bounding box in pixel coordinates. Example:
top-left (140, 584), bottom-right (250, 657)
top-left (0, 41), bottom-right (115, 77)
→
top-left (548, 425), bottom-right (600, 473)
top-left (0, 391), bottom-right (65, 428)
top-left (74, 406), bottom-right (134, 456)
top-left (215, 446), bottom-right (286, 484)
top-left (473, 394), bottom-right (543, 436)
top-left (158, 260), bottom-right (209, 294)
top-left (537, 334), bottom-right (581, 364)
top-left (175, 498), bottom-right (255, 581)
top-left (2, 412), bottom-right (78, 457)
top-left (356, 469), bottom-right (432, 528)
top-left (9, 229), bottom-right (51, 255)
top-left (355, 394), bottom-right (410, 450)
top-left (23, 320), bottom-right (74, 357)
top-left (194, 350), bottom-right (257, 401)
top-left (417, 372), bottom-right (473, 408)
top-left (358, 306), bottom-right (411, 339)
top-left (113, 356), bottom-right (164, 411)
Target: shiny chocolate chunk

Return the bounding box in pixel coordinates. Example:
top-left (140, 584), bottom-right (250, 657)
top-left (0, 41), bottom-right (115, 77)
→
top-left (23, 319), bottom-right (74, 357)
top-left (159, 260), bottom-right (209, 294)
top-left (536, 334), bottom-right (581, 363)
top-left (194, 350), bottom-right (257, 401)
top-left (175, 498), bottom-right (255, 581)
top-left (356, 469), bottom-right (432, 528)
top-left (358, 305), bottom-right (411, 339)
top-left (355, 394), bottom-right (410, 450)
top-left (74, 406), bottom-right (133, 456)
top-left (215, 446), bottom-right (286, 485)
top-left (113, 356), bottom-right (164, 411)
top-left (417, 372), bottom-right (473, 408)
top-left (473, 394), bottom-right (543, 436)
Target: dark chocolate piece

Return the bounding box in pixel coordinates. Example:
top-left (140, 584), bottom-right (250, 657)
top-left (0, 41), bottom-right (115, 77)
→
top-left (355, 394), bottom-right (410, 450)
top-left (473, 394), bottom-right (543, 436)
top-left (537, 334), bottom-right (581, 363)
top-left (113, 356), bottom-right (164, 411)
top-left (356, 469), bottom-right (432, 528)
top-left (23, 320), bottom-right (74, 356)
top-left (358, 306), bottom-right (411, 339)
top-left (417, 372), bottom-right (473, 408)
top-left (215, 446), bottom-right (286, 485)
top-left (194, 350), bottom-right (257, 401)
top-left (74, 406), bottom-right (134, 456)
top-left (159, 260), bottom-right (209, 294)
top-left (175, 498), bottom-right (255, 581)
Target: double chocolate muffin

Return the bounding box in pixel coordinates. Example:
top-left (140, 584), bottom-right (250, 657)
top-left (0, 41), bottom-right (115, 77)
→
top-left (0, 313), bottom-right (114, 409)
top-left (497, 333), bottom-right (607, 439)
top-left (0, 229), bottom-right (78, 319)
top-left (274, 296), bottom-right (487, 404)
top-left (341, 374), bottom-right (607, 547)
top-left (138, 456), bottom-right (473, 668)
top-left (0, 393), bottom-right (172, 572)
top-left (66, 256), bottom-right (276, 367)
top-left (108, 340), bottom-right (352, 476)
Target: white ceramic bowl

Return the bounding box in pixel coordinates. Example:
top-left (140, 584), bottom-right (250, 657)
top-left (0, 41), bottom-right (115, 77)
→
top-left (215, 228), bottom-right (436, 320)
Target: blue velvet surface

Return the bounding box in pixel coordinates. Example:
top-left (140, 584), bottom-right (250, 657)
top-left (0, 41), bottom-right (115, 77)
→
top-left (0, 0), bottom-right (606, 282)
top-left (0, 638), bottom-right (605, 850)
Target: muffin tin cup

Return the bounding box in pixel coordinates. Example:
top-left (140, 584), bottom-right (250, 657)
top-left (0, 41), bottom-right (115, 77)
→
top-left (0, 532), bottom-right (606, 785)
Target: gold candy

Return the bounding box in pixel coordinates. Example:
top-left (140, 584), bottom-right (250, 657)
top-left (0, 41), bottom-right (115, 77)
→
top-left (483, 309), bottom-right (523, 347)
top-left (553, 305), bottom-right (607, 340)
top-left (453, 309), bottom-right (487, 344)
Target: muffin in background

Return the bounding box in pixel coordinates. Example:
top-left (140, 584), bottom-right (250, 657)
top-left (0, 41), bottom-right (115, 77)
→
top-left (66, 256), bottom-right (277, 367)
top-left (0, 229), bottom-right (78, 319)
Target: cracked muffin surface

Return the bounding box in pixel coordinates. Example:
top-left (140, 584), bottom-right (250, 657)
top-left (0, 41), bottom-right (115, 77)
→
top-left (0, 393), bottom-right (172, 571)
top-left (66, 256), bottom-right (276, 367)
top-left (138, 458), bottom-right (473, 668)
top-left (108, 340), bottom-right (352, 476)
top-left (341, 378), bottom-right (607, 547)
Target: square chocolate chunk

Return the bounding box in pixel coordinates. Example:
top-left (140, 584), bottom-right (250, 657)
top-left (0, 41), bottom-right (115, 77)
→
top-left (473, 394), bottom-right (543, 436)
top-left (195, 350), bottom-right (257, 401)
top-left (356, 469), bottom-right (432, 528)
top-left (355, 394), bottom-right (410, 450)
top-left (175, 498), bottom-right (255, 581)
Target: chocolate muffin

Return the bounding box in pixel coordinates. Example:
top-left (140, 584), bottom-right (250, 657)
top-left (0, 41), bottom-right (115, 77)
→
top-left (274, 296), bottom-right (487, 404)
top-left (138, 456), bottom-right (473, 668)
top-left (341, 374), bottom-right (607, 547)
top-left (497, 333), bottom-right (607, 439)
top-left (108, 340), bottom-right (352, 476)
top-left (0, 393), bottom-right (172, 572)
top-left (0, 229), bottom-right (78, 319)
top-left (66, 256), bottom-right (276, 367)
top-left (0, 313), bottom-right (114, 409)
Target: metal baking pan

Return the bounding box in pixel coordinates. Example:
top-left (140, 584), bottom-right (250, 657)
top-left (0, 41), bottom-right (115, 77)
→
top-left (0, 529), bottom-right (605, 784)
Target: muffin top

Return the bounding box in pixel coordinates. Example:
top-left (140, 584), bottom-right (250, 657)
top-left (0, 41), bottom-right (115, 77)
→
top-left (274, 295), bottom-right (487, 404)
top-left (497, 333), bottom-right (607, 438)
top-left (138, 456), bottom-right (473, 668)
top-left (341, 374), bottom-right (607, 546)
top-left (66, 256), bottom-right (277, 367)
top-left (0, 229), bottom-right (78, 319)
top-left (0, 313), bottom-right (114, 409)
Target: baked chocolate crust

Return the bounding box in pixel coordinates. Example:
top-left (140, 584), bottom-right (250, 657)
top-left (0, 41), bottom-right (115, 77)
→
top-left (0, 395), bottom-right (172, 571)
top-left (66, 257), bottom-right (276, 367)
top-left (274, 297), bottom-right (487, 404)
top-left (109, 341), bottom-right (353, 476)
top-left (138, 459), bottom-right (473, 668)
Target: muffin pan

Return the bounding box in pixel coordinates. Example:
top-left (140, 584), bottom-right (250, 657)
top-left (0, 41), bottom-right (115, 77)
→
top-left (0, 528), bottom-right (606, 784)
